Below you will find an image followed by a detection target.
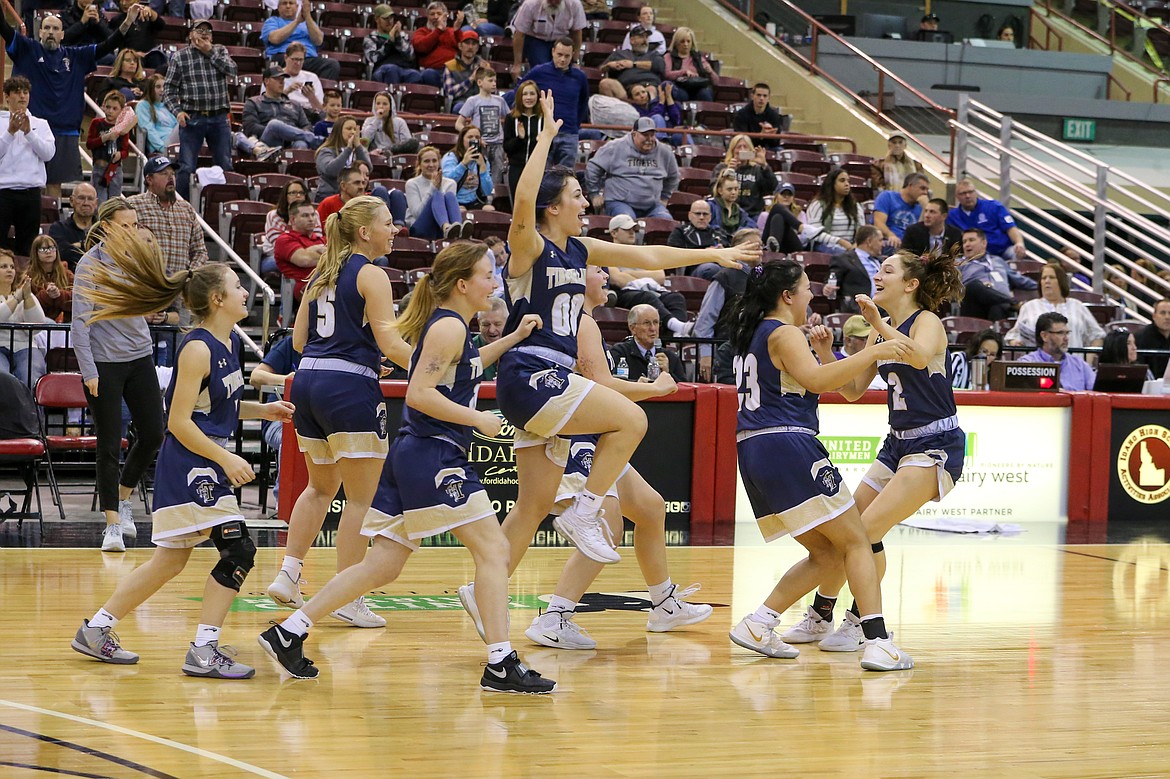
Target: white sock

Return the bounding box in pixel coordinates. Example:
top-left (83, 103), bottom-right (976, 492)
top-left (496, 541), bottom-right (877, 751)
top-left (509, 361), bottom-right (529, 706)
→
top-left (280, 555), bottom-right (303, 580)
top-left (648, 578), bottom-right (674, 606)
top-left (752, 605), bottom-right (782, 625)
top-left (574, 490), bottom-right (604, 520)
top-left (666, 317), bottom-right (686, 334)
top-left (194, 624), bottom-right (221, 647)
top-left (89, 608), bottom-right (118, 629)
top-left (281, 609), bottom-right (313, 637)
top-left (546, 595), bottom-right (576, 614)
top-left (487, 641), bottom-right (512, 664)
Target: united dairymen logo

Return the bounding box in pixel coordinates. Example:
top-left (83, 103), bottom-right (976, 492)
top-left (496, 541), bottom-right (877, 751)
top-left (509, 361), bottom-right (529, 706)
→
top-left (186, 467), bottom-right (220, 506)
top-left (1117, 425), bottom-right (1170, 505)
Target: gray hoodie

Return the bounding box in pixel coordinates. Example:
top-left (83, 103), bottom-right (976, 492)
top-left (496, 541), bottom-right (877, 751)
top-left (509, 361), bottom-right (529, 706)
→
top-left (585, 133), bottom-right (679, 212)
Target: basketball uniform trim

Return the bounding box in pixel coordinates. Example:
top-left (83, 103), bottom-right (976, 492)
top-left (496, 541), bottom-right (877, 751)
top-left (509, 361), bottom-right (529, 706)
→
top-left (297, 430), bottom-right (390, 464)
top-left (524, 370), bottom-right (593, 438)
top-left (361, 509), bottom-right (419, 551)
top-left (861, 446), bottom-right (958, 503)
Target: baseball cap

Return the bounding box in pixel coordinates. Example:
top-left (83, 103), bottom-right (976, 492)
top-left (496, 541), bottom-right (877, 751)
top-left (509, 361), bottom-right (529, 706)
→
top-left (460, 30), bottom-right (480, 42)
top-left (608, 214), bottom-right (638, 232)
top-left (372, 4), bottom-right (393, 18)
top-left (263, 65), bottom-right (288, 79)
top-left (628, 25), bottom-right (650, 37)
top-left (191, 19), bottom-right (213, 32)
top-left (921, 13), bottom-right (940, 22)
top-left (632, 116), bottom-right (657, 133)
top-left (143, 155), bottom-right (176, 176)
top-left (888, 132), bottom-right (907, 142)
top-left (843, 315), bottom-right (872, 339)
top-left (776, 181), bottom-right (795, 195)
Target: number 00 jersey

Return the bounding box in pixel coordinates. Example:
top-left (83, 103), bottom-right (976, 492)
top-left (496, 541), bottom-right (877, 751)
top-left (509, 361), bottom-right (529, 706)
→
top-left (876, 310), bottom-right (958, 431)
top-left (503, 235), bottom-right (589, 359)
top-left (734, 319), bottom-right (821, 434)
top-left (302, 253), bottom-right (381, 372)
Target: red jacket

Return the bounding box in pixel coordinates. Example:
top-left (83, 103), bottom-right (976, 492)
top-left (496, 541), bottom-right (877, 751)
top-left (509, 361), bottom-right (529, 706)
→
top-left (85, 118), bottom-right (130, 183)
top-left (412, 25), bottom-right (461, 70)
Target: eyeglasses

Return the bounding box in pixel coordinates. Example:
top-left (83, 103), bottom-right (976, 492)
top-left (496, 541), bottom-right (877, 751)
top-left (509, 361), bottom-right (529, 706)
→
top-left (1046, 329), bottom-right (1070, 337)
top-left (636, 319), bottom-right (660, 327)
top-left (36, 247), bottom-right (56, 253)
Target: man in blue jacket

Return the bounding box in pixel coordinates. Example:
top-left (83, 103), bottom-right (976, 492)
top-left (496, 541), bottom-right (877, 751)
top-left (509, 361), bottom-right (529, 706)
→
top-left (947, 178), bottom-right (1028, 260)
top-left (526, 37), bottom-right (590, 168)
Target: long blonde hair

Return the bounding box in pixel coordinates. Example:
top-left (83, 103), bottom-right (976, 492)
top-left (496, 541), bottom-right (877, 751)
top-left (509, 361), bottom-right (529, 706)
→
top-left (78, 227), bottom-right (231, 324)
top-left (304, 195), bottom-right (387, 303)
top-left (394, 242), bottom-right (488, 345)
top-left (84, 197), bottom-right (135, 250)
top-left (0, 248), bottom-right (23, 294)
top-left (722, 134), bottom-right (754, 168)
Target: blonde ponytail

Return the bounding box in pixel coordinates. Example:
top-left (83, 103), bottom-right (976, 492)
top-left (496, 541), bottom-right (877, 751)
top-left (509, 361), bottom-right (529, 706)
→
top-left (304, 195), bottom-right (386, 303)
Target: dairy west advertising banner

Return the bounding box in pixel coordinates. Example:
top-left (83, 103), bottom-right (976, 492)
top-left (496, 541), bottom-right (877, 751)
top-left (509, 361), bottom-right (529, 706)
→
top-left (816, 403), bottom-right (1070, 523)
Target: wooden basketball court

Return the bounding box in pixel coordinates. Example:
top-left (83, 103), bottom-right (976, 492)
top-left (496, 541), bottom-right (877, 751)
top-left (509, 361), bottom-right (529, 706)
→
top-left (2, 531), bottom-right (1169, 777)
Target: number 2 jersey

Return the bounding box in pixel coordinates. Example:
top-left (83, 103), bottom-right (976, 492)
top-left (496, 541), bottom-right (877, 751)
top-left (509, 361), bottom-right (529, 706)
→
top-left (502, 234), bottom-right (589, 360)
top-left (876, 309), bottom-right (958, 432)
top-left (301, 252), bottom-right (381, 372)
top-left (735, 319), bottom-right (821, 434)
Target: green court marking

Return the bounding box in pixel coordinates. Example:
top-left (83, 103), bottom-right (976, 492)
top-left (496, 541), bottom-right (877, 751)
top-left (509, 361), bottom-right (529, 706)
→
top-left (184, 594), bottom-right (548, 612)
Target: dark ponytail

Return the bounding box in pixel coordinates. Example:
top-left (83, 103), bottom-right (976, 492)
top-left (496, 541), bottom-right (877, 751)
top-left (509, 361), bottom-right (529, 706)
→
top-left (729, 260), bottom-right (804, 356)
top-left (897, 248), bottom-right (965, 312)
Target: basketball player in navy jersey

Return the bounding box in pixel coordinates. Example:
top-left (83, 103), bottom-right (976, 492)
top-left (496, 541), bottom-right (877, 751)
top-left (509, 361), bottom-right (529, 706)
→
top-left (71, 231), bottom-right (293, 679)
top-left (259, 243), bottom-right (554, 691)
top-left (267, 195), bottom-right (414, 629)
top-left (726, 261), bottom-right (914, 671)
top-left (793, 249), bottom-right (967, 653)
top-left (458, 91), bottom-right (758, 628)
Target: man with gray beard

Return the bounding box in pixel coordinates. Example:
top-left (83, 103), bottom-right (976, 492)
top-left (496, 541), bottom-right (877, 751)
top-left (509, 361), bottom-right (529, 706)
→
top-left (0, 0), bottom-right (141, 197)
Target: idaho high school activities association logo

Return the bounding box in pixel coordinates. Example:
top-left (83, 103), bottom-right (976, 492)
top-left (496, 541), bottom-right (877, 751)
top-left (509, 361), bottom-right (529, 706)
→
top-left (1117, 425), bottom-right (1170, 505)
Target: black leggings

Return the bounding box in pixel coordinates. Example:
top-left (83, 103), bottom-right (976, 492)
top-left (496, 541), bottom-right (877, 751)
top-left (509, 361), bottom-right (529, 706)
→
top-left (83, 356), bottom-right (165, 513)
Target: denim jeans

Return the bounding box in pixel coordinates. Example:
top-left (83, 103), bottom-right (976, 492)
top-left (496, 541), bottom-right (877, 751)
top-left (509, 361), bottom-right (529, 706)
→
top-left (374, 63), bottom-right (442, 87)
top-left (604, 200), bottom-right (673, 220)
top-left (368, 185), bottom-right (408, 225)
top-left (522, 36), bottom-right (554, 67)
top-left (549, 133), bottom-right (579, 168)
top-left (177, 113), bottom-right (233, 201)
top-left (410, 190), bottom-right (462, 239)
top-left (259, 119), bottom-right (319, 150)
top-left (0, 346), bottom-right (45, 389)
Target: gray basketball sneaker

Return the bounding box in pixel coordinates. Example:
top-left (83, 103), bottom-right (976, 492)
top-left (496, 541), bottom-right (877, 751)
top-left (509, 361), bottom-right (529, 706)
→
top-left (182, 642), bottom-right (256, 679)
top-left (71, 620), bottom-right (139, 664)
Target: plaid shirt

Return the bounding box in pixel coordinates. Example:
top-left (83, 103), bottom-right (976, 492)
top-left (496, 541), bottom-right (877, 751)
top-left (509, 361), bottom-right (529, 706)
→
top-left (127, 192), bottom-right (208, 276)
top-left (163, 44), bottom-right (237, 116)
top-left (442, 55), bottom-right (487, 103)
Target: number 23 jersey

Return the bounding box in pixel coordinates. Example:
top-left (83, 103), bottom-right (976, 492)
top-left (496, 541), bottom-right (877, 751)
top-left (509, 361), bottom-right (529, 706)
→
top-left (734, 319), bottom-right (821, 434)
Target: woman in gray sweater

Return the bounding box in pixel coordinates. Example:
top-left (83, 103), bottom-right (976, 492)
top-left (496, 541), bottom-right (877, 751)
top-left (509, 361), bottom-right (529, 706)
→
top-left (72, 198), bottom-right (166, 553)
top-left (404, 144), bottom-right (467, 240)
top-left (360, 91), bottom-right (419, 156)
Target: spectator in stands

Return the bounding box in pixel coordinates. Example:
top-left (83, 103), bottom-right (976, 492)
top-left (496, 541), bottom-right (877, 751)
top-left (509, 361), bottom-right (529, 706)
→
top-left (62, 0), bottom-right (110, 50)
top-left (274, 200), bottom-right (326, 300)
top-left (512, 0), bottom-right (586, 68)
top-left (134, 74), bottom-right (178, 156)
top-left (599, 26), bottom-right (665, 99)
top-left (1135, 298), bottom-right (1170, 378)
top-left (262, 179), bottom-right (317, 277)
top-left (28, 235), bottom-right (72, 322)
top-left (628, 82), bottom-right (682, 138)
top-left (763, 182), bottom-right (809, 253)
top-left (483, 235), bottom-right (507, 292)
top-left (362, 91), bottom-right (419, 156)
top-left (102, 48), bottom-right (145, 101)
top-left (525, 38), bottom-right (590, 168)
top-left (901, 196), bottom-right (960, 257)
top-left (406, 144), bottom-right (467, 240)
top-left (250, 332), bottom-right (301, 506)
top-left (502, 80), bottom-right (544, 203)
top-left (804, 168), bottom-right (862, 254)
top-left (958, 227), bottom-right (1036, 321)
top-left (695, 228), bottom-right (763, 382)
top-left (950, 329), bottom-right (1003, 389)
top-left (828, 224), bottom-right (883, 313)
top-left (367, 5), bottom-right (440, 87)
top-left (1004, 262), bottom-right (1104, 349)
top-left (1126, 258), bottom-right (1164, 309)
top-left (87, 90), bottom-right (135, 203)
top-left (458, 67), bottom-right (509, 187)
top-left (605, 214), bottom-right (693, 338)
top-left (315, 115), bottom-right (373, 201)
top-left (668, 199), bottom-right (721, 259)
top-left (313, 89), bottom-right (343, 140)
top-left (0, 1), bottom-right (138, 199)
top-left (442, 30), bottom-right (487, 110)
top-left (442, 126), bottom-right (495, 210)
top-left (620, 6), bottom-right (665, 53)
top-left (713, 135), bottom-right (776, 220)
top-left (0, 76), bottom-right (54, 258)
top-left (414, 2), bottom-right (466, 77)
top-left (732, 83), bottom-right (786, 149)
top-left (873, 172), bottom-right (928, 249)
top-left (316, 159), bottom-right (408, 228)
top-left (1100, 329), bottom-right (1153, 380)
top-left (243, 66), bottom-right (319, 153)
top-left (49, 183), bottom-right (98, 269)
top-left (1019, 311), bottom-right (1096, 390)
top-left (610, 303), bottom-right (687, 382)
top-left (112, 0), bottom-right (165, 70)
top-left (163, 18), bottom-right (236, 202)
top-left (0, 249), bottom-right (48, 387)
top-left (997, 24), bottom-right (1018, 47)
top-left (282, 42), bottom-right (325, 121)
top-left (707, 169), bottom-right (756, 244)
top-left (664, 27), bottom-right (717, 103)
top-left (878, 133), bottom-right (924, 191)
top-left (586, 117), bottom-right (678, 220)
top-left (947, 178), bottom-right (1028, 260)
top-left (261, 0), bottom-right (340, 81)
top-left (472, 296), bottom-right (507, 380)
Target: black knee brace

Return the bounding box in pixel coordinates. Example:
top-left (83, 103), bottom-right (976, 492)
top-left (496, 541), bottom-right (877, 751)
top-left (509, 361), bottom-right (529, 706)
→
top-left (871, 541), bottom-right (885, 555)
top-left (210, 521), bottom-right (256, 591)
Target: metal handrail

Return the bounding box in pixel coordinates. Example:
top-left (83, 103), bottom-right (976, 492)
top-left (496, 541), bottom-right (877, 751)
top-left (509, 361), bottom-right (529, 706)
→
top-left (1036, 0), bottom-right (1166, 78)
top-left (1030, 8), bottom-right (1065, 51)
top-left (711, 0), bottom-right (956, 173)
top-left (581, 123), bottom-right (858, 153)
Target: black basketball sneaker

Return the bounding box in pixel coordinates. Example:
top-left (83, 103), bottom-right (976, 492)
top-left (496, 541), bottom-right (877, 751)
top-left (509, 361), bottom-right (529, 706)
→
top-left (257, 624), bottom-right (319, 679)
top-left (480, 651), bottom-right (556, 694)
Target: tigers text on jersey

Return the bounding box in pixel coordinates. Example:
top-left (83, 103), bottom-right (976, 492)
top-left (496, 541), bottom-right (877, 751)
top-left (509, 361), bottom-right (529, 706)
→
top-left (503, 235), bottom-right (589, 358)
top-left (734, 319), bottom-right (820, 434)
top-left (875, 310), bottom-right (957, 431)
top-left (164, 329), bottom-right (244, 440)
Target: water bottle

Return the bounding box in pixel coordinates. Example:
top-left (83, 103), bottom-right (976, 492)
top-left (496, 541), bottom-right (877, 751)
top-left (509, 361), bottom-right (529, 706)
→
top-left (646, 339), bottom-right (662, 381)
top-left (824, 271), bottom-right (838, 300)
top-left (615, 357), bottom-right (629, 381)
top-left (971, 354), bottom-right (988, 391)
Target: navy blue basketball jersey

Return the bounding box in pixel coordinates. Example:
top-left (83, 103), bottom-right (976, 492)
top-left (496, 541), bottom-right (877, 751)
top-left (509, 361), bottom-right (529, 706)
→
top-left (400, 309), bottom-right (485, 449)
top-left (165, 329), bottom-right (245, 439)
top-left (503, 235), bottom-right (589, 358)
top-left (876, 310), bottom-right (958, 431)
top-left (735, 320), bottom-right (820, 433)
top-left (302, 253), bottom-right (381, 371)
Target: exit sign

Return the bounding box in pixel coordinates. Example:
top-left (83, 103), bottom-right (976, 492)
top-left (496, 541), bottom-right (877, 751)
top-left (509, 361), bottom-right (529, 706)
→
top-left (1062, 118), bottom-right (1096, 142)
